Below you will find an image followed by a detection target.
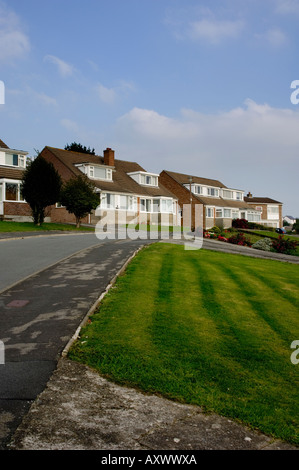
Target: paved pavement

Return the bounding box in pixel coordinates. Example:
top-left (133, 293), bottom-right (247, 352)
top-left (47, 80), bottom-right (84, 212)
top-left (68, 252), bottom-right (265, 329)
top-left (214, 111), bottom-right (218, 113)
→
top-left (0, 234), bottom-right (150, 450)
top-left (0, 231), bottom-right (298, 451)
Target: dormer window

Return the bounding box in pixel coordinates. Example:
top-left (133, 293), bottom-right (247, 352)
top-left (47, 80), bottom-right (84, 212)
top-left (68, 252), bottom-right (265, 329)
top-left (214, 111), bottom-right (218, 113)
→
top-left (207, 187), bottom-right (219, 197)
top-left (141, 174), bottom-right (158, 186)
top-left (128, 171), bottom-right (159, 187)
top-left (76, 164), bottom-right (113, 181)
top-left (4, 153), bottom-right (25, 167)
top-left (89, 166), bottom-right (112, 180)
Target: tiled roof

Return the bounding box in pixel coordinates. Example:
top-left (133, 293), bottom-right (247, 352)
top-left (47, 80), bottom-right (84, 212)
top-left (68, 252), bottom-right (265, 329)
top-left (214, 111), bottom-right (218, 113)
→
top-left (0, 139), bottom-right (9, 149)
top-left (162, 170), bottom-right (227, 189)
top-left (244, 197), bottom-right (282, 204)
top-left (43, 147), bottom-right (176, 199)
top-left (198, 196), bottom-right (254, 210)
top-left (0, 166), bottom-right (24, 180)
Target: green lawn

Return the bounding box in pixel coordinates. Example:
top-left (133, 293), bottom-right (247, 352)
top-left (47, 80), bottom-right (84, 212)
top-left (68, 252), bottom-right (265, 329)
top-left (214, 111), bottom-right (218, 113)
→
top-left (0, 220), bottom-right (94, 232)
top-left (68, 243), bottom-right (299, 445)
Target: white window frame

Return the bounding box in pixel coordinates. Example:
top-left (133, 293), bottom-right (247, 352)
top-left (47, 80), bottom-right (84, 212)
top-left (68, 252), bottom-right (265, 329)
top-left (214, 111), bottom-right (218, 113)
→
top-left (207, 187), bottom-right (219, 197)
top-left (205, 207), bottom-right (214, 218)
top-left (1, 179), bottom-right (25, 202)
top-left (267, 205), bottom-right (279, 219)
top-left (222, 190), bottom-right (233, 199)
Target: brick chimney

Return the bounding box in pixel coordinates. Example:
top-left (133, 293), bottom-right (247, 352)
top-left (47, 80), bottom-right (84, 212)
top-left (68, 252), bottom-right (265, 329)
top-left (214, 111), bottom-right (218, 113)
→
top-left (103, 148), bottom-right (115, 166)
top-left (247, 191), bottom-right (253, 198)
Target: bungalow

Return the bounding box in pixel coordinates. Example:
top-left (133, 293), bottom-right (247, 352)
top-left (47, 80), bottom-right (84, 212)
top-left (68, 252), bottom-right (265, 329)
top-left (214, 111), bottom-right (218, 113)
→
top-left (40, 146), bottom-right (179, 227)
top-left (244, 193), bottom-right (283, 228)
top-left (0, 139), bottom-right (32, 221)
top-left (159, 170), bottom-right (261, 230)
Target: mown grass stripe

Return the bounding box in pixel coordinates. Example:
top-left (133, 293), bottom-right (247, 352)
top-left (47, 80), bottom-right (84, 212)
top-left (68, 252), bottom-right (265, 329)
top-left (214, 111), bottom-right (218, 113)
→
top-left (218, 262), bottom-right (298, 346)
top-left (244, 264), bottom-right (299, 308)
top-left (68, 244), bottom-right (299, 445)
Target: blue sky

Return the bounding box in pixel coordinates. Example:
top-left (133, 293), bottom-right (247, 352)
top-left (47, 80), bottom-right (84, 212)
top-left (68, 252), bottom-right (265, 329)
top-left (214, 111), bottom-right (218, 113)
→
top-left (1, 0), bottom-right (299, 216)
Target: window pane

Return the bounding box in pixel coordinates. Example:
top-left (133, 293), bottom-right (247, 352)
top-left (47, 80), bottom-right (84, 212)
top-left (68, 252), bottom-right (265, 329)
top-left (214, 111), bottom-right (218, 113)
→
top-left (6, 183), bottom-right (18, 201)
top-left (268, 206), bottom-right (279, 214)
top-left (223, 190), bottom-right (233, 199)
top-left (107, 194), bottom-right (114, 208)
top-left (94, 167), bottom-right (106, 179)
top-left (146, 199), bottom-right (151, 212)
top-left (5, 154), bottom-right (13, 165)
top-left (153, 199), bottom-right (160, 212)
top-left (119, 195), bottom-right (128, 210)
top-left (140, 199), bottom-right (146, 212)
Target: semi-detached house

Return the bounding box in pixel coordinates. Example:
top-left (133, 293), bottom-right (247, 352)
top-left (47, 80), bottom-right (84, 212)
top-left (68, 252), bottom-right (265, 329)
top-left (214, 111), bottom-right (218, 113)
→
top-left (159, 170), bottom-right (262, 230)
top-left (40, 146), bottom-right (179, 226)
top-left (0, 139), bottom-right (31, 221)
top-left (244, 193), bottom-right (283, 228)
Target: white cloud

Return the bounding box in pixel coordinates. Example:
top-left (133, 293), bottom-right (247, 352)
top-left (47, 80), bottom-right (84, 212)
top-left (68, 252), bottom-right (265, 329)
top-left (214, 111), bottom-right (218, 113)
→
top-left (34, 91), bottom-right (57, 107)
top-left (188, 18), bottom-right (244, 44)
top-left (96, 80), bottom-right (136, 104)
top-left (165, 6), bottom-right (245, 44)
top-left (96, 83), bottom-right (117, 104)
top-left (0, 3), bottom-right (30, 62)
top-left (114, 101), bottom-right (299, 214)
top-left (275, 0), bottom-right (299, 14)
top-left (44, 55), bottom-right (75, 78)
top-left (60, 118), bottom-right (80, 133)
top-left (255, 28), bottom-right (287, 46)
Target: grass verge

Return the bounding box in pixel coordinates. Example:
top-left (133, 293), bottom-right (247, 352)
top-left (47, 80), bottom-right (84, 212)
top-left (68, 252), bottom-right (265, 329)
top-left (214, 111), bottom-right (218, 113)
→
top-left (68, 243), bottom-right (299, 445)
top-left (0, 220), bottom-right (94, 232)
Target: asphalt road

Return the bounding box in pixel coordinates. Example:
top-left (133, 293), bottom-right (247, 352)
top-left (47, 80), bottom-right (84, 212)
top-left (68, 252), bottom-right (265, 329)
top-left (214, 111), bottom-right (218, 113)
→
top-left (0, 232), bottom-right (104, 293)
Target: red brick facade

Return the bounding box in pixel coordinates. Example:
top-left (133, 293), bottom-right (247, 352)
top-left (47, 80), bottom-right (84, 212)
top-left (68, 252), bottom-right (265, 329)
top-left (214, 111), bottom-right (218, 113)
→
top-left (159, 171), bottom-right (204, 229)
top-left (50, 205), bottom-right (89, 225)
top-left (3, 201), bottom-right (32, 217)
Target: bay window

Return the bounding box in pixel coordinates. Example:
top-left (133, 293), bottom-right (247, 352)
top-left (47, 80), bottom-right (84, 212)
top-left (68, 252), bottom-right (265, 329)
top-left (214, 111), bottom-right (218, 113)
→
top-left (101, 193), bottom-right (115, 209)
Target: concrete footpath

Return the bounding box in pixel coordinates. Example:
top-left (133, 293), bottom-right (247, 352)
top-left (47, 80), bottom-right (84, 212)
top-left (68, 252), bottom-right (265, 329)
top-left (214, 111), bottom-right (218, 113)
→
top-left (9, 357), bottom-right (297, 451)
top-left (0, 236), bottom-right (150, 450)
top-left (1, 232), bottom-right (298, 451)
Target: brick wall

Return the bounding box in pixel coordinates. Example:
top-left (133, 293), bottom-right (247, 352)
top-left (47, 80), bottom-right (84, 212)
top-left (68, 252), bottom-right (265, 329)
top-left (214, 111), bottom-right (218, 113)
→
top-left (159, 171), bottom-right (204, 229)
top-left (4, 201), bottom-right (32, 216)
top-left (279, 204), bottom-right (283, 227)
top-left (50, 206), bottom-right (89, 225)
